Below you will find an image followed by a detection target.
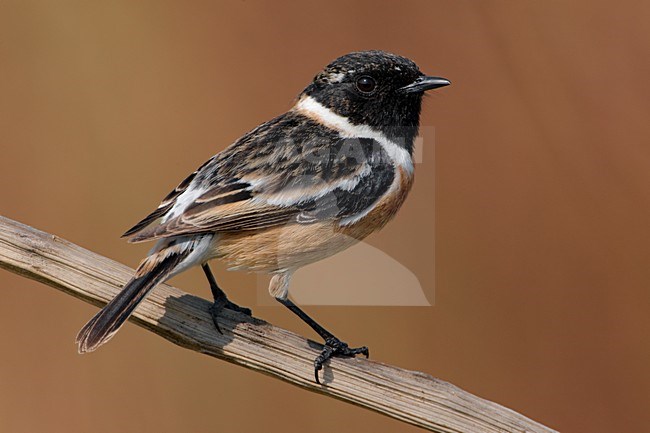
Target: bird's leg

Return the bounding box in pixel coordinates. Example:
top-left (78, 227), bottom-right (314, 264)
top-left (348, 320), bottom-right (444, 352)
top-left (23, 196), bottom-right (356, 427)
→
top-left (202, 264), bottom-right (252, 333)
top-left (276, 298), bottom-right (369, 384)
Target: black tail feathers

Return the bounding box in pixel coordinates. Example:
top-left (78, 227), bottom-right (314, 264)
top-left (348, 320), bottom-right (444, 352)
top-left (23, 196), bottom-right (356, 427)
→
top-left (76, 252), bottom-right (186, 354)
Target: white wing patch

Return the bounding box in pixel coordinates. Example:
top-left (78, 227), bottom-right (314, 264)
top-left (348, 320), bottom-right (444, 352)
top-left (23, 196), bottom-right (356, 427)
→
top-left (245, 163), bottom-right (372, 208)
top-left (163, 185), bottom-right (208, 222)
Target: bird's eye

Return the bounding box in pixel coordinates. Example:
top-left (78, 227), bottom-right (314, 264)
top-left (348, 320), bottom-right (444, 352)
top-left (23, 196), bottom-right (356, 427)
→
top-left (355, 76), bottom-right (376, 93)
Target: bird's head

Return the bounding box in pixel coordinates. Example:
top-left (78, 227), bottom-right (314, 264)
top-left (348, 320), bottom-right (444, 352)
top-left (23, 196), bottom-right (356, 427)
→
top-left (301, 50), bottom-right (450, 152)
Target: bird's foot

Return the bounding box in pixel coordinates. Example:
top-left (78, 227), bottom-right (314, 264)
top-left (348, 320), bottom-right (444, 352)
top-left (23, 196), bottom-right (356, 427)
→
top-left (314, 337), bottom-right (369, 384)
top-left (209, 296), bottom-right (252, 333)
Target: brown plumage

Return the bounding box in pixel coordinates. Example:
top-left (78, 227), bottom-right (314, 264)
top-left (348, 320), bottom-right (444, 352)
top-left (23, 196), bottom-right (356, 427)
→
top-left (75, 50), bottom-right (449, 383)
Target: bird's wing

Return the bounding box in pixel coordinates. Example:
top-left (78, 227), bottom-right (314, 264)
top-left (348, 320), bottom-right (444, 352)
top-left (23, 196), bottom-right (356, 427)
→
top-left (123, 112), bottom-right (395, 243)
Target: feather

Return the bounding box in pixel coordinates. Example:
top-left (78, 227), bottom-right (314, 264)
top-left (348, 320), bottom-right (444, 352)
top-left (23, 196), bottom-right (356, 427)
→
top-left (123, 111), bottom-right (398, 243)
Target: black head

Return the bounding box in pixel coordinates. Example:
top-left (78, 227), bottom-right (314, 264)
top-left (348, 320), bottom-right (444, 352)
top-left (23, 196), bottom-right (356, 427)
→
top-left (301, 50), bottom-right (449, 153)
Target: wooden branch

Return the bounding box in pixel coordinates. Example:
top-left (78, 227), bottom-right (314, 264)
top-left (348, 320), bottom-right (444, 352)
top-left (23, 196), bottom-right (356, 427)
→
top-left (0, 215), bottom-right (557, 433)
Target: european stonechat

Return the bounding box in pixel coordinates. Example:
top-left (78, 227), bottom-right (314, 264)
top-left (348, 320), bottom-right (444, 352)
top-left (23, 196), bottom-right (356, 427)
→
top-left (76, 50), bottom-right (450, 383)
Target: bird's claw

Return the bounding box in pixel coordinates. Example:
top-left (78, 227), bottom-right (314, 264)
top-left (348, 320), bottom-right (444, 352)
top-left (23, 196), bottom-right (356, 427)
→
top-left (314, 337), bottom-right (369, 384)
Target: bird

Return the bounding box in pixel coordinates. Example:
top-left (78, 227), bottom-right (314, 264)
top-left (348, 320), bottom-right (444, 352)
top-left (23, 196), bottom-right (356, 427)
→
top-left (76, 50), bottom-right (450, 383)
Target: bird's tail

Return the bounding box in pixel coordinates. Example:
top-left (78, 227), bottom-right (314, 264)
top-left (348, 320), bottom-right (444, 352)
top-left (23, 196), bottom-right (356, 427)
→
top-left (76, 250), bottom-right (188, 354)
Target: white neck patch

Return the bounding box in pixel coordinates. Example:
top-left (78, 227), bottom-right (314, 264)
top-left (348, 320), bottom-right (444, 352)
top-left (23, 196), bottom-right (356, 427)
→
top-left (294, 96), bottom-right (414, 174)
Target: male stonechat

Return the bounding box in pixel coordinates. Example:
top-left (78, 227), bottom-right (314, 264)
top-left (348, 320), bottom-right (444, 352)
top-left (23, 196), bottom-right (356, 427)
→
top-left (76, 50), bottom-right (450, 383)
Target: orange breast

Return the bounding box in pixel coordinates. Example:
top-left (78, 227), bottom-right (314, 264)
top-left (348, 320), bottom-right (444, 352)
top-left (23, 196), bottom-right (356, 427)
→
top-left (339, 166), bottom-right (414, 241)
top-left (212, 167), bottom-right (414, 273)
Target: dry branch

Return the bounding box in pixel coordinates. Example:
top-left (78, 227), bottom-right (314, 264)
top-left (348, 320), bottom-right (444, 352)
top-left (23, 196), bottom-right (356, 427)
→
top-left (0, 216), bottom-right (557, 433)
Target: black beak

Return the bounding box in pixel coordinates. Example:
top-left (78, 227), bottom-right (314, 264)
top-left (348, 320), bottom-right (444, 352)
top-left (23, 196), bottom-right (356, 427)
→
top-left (399, 76), bottom-right (451, 94)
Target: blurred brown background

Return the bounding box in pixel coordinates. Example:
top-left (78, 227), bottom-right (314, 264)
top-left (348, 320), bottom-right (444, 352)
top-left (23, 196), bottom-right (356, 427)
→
top-left (1, 1), bottom-right (649, 432)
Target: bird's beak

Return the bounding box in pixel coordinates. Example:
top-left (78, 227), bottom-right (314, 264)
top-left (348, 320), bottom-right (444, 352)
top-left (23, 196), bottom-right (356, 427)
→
top-left (399, 76), bottom-right (451, 93)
